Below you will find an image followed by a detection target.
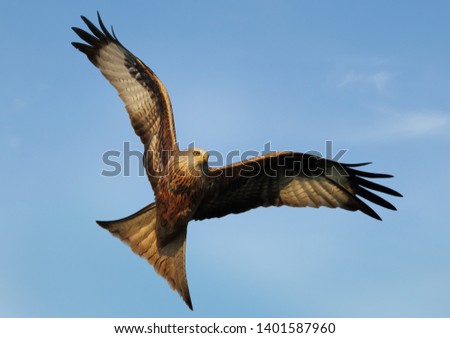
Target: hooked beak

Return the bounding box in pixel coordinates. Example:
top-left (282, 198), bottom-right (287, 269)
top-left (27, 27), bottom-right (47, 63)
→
top-left (202, 152), bottom-right (209, 163)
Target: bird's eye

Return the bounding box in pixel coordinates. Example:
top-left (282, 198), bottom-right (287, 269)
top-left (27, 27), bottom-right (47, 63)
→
top-left (193, 150), bottom-right (201, 156)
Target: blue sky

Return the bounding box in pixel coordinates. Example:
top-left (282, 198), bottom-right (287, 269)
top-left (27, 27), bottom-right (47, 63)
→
top-left (1, 0), bottom-right (450, 317)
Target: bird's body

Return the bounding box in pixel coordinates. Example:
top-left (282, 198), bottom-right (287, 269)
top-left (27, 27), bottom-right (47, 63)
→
top-left (72, 13), bottom-right (402, 310)
top-left (154, 148), bottom-right (209, 245)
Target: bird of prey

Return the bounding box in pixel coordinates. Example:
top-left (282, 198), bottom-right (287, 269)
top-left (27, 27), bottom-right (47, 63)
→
top-left (72, 13), bottom-right (402, 310)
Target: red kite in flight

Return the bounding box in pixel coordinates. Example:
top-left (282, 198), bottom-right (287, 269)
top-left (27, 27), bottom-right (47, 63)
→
top-left (72, 13), bottom-right (401, 310)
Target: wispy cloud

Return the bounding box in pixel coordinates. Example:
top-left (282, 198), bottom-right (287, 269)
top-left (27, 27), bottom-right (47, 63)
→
top-left (339, 110), bottom-right (449, 142)
top-left (388, 112), bottom-right (449, 137)
top-left (339, 71), bottom-right (393, 91)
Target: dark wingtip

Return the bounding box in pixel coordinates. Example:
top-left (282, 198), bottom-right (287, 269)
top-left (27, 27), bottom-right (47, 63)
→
top-left (357, 186), bottom-right (398, 211)
top-left (344, 162), bottom-right (372, 167)
top-left (395, 191), bottom-right (403, 198)
top-left (111, 25), bottom-right (118, 40)
top-left (72, 26), bottom-right (98, 45)
top-left (96, 10), bottom-right (101, 24)
top-left (96, 220), bottom-right (109, 229)
top-left (355, 176), bottom-right (403, 198)
top-left (355, 198), bottom-right (383, 221)
top-left (364, 209), bottom-right (383, 221)
top-left (96, 11), bottom-right (115, 41)
top-left (350, 168), bottom-right (394, 179)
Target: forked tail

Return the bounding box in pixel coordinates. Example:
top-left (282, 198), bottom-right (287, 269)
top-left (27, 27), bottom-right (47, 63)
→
top-left (96, 203), bottom-right (192, 310)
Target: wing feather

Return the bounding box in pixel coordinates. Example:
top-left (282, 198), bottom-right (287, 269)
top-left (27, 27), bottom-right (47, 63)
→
top-left (195, 152), bottom-right (401, 221)
top-left (72, 13), bottom-right (178, 182)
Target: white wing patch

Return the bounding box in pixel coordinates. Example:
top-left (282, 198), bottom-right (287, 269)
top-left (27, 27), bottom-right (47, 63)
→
top-left (279, 176), bottom-right (351, 209)
top-left (95, 43), bottom-right (161, 142)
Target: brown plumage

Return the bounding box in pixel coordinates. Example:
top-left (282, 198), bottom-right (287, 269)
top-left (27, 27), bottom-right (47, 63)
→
top-left (72, 13), bottom-right (402, 310)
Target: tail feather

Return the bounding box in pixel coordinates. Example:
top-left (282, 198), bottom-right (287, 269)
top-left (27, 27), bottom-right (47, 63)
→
top-left (97, 203), bottom-right (193, 310)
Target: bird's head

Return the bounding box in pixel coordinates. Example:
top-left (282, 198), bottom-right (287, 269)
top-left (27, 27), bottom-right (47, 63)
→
top-left (190, 148), bottom-right (209, 168)
top-left (176, 147), bottom-right (209, 176)
top-left (189, 147), bottom-right (209, 171)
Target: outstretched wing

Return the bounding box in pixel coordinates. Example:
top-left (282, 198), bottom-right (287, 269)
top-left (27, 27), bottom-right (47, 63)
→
top-left (97, 203), bottom-right (193, 310)
top-left (72, 13), bottom-right (178, 183)
top-left (194, 152), bottom-right (402, 221)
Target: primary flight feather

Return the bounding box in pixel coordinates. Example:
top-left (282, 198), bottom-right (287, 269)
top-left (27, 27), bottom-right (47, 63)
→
top-left (72, 13), bottom-right (402, 310)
